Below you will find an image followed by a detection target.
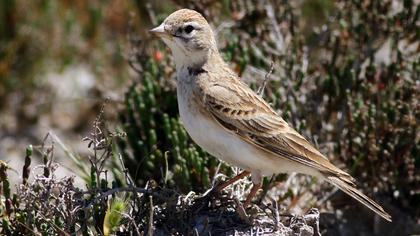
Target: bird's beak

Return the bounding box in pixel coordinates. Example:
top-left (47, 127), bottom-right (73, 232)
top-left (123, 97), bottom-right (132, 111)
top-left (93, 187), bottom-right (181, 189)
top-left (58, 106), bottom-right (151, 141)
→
top-left (149, 23), bottom-right (167, 37)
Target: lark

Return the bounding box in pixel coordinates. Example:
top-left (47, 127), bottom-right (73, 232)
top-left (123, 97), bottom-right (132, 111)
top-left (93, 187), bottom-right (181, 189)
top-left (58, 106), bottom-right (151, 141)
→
top-left (150, 9), bottom-right (391, 221)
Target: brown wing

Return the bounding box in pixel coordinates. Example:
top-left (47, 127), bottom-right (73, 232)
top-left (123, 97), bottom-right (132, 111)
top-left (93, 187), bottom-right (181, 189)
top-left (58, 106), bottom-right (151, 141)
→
top-left (198, 78), bottom-right (354, 183)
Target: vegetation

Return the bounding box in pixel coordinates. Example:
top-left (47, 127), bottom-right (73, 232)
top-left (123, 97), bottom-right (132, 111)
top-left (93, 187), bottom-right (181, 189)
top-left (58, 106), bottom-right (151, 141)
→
top-left (0, 0), bottom-right (418, 235)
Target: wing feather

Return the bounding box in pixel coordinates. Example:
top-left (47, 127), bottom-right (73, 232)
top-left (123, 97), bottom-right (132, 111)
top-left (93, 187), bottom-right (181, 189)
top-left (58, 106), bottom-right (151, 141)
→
top-left (192, 67), bottom-right (390, 221)
top-left (199, 79), bottom-right (354, 183)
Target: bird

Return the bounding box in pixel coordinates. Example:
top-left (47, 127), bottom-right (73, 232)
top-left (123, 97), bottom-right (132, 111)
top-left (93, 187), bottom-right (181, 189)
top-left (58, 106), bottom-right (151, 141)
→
top-left (149, 9), bottom-right (391, 222)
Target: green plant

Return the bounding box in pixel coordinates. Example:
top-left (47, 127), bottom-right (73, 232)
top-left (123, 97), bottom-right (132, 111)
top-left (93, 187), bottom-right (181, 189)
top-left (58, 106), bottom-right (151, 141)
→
top-left (129, 0), bottom-right (419, 223)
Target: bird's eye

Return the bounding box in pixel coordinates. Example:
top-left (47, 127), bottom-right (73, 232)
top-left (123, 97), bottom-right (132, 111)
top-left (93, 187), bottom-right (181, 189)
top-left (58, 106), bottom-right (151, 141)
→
top-left (184, 25), bottom-right (195, 34)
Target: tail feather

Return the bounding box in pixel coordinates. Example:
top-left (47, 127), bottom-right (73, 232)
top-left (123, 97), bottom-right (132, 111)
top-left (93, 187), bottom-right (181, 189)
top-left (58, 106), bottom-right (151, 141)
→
top-left (327, 176), bottom-right (392, 222)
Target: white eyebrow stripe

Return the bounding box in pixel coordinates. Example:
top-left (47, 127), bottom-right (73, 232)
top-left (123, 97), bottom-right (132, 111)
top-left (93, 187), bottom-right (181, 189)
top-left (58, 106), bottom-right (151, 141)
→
top-left (183, 21), bottom-right (202, 30)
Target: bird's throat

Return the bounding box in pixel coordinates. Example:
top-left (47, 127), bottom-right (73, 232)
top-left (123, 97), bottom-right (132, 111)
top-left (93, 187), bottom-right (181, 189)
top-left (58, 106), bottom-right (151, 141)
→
top-left (174, 45), bottom-right (222, 73)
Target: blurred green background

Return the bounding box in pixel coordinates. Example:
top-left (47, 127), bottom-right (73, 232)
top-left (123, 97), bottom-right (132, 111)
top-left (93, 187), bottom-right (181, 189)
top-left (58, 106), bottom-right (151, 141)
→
top-left (0, 0), bottom-right (419, 235)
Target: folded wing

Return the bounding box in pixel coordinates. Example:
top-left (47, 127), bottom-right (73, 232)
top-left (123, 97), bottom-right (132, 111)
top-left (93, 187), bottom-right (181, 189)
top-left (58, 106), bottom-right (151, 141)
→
top-left (198, 78), bottom-right (354, 183)
top-left (196, 77), bottom-right (391, 221)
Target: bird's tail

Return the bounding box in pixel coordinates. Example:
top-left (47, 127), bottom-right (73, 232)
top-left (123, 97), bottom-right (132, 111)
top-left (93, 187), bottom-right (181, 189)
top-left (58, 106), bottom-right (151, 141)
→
top-left (326, 176), bottom-right (392, 222)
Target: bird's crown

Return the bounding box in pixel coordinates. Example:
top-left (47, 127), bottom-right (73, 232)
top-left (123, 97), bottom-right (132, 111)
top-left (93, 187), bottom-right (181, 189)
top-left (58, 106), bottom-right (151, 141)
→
top-left (164, 9), bottom-right (208, 27)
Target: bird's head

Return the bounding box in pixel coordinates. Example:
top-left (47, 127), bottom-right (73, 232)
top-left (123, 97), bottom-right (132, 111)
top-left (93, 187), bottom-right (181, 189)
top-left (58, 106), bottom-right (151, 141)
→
top-left (150, 9), bottom-right (217, 69)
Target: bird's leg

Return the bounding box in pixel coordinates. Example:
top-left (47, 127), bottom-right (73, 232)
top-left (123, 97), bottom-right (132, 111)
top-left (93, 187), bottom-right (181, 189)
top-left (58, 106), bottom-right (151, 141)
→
top-left (201, 170), bottom-right (250, 198)
top-left (216, 170), bottom-right (251, 191)
top-left (243, 182), bottom-right (262, 208)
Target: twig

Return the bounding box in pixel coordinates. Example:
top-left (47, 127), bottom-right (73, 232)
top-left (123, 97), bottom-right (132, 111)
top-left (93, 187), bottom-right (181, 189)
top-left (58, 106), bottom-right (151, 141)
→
top-left (50, 132), bottom-right (90, 178)
top-left (215, 20), bottom-right (235, 36)
top-left (38, 212), bottom-right (72, 236)
top-left (164, 151), bottom-right (169, 186)
top-left (273, 199), bottom-right (280, 231)
top-left (15, 221), bottom-right (40, 236)
top-left (123, 213), bottom-right (141, 235)
top-left (256, 174), bottom-right (275, 205)
top-left (278, 213), bottom-right (295, 218)
top-left (146, 3), bottom-right (157, 26)
top-left (249, 43), bottom-right (274, 66)
top-left (264, 2), bottom-right (285, 53)
top-left (211, 162), bottom-right (223, 187)
top-left (317, 187), bottom-right (339, 206)
top-left (148, 196), bottom-right (154, 236)
top-left (304, 208), bottom-right (321, 236)
top-left (127, 12), bottom-right (145, 74)
top-left (257, 60), bottom-right (275, 97)
top-left (233, 197), bottom-right (250, 224)
top-left (84, 187), bottom-right (166, 208)
top-left (118, 153), bottom-right (135, 186)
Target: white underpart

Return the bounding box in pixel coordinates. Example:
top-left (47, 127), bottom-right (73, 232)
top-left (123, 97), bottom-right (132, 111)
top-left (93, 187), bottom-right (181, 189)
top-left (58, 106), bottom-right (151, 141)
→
top-left (176, 67), bottom-right (321, 184)
top-left (162, 37), bottom-right (208, 71)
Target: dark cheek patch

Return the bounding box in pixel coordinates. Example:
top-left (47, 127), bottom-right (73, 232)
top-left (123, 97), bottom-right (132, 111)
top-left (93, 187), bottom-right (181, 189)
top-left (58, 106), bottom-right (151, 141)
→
top-left (191, 39), bottom-right (206, 50)
top-left (176, 35), bottom-right (206, 52)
